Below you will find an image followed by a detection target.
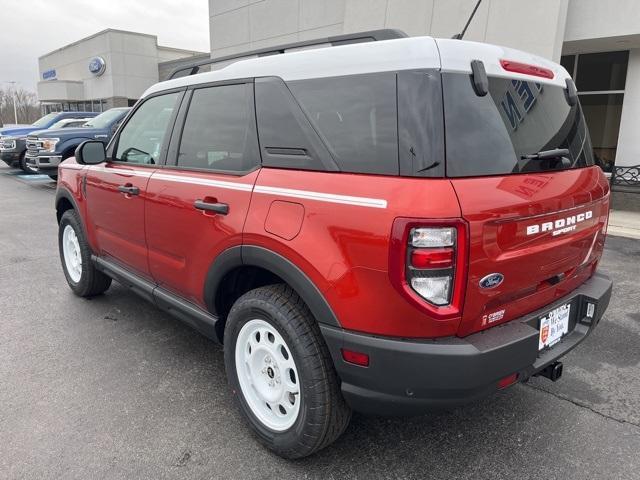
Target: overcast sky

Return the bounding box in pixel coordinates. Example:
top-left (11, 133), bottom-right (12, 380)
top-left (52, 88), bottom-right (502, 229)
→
top-left (0, 0), bottom-right (210, 91)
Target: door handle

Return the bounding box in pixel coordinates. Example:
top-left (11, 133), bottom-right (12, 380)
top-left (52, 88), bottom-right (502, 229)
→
top-left (194, 199), bottom-right (229, 215)
top-left (118, 184), bottom-right (140, 195)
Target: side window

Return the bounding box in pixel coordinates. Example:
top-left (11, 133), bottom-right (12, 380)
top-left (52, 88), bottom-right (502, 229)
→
top-left (287, 72), bottom-right (399, 175)
top-left (177, 83), bottom-right (259, 173)
top-left (115, 92), bottom-right (180, 164)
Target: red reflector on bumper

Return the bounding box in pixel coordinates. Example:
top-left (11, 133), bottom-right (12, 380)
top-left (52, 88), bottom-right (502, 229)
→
top-left (498, 373), bottom-right (519, 389)
top-left (341, 348), bottom-right (370, 367)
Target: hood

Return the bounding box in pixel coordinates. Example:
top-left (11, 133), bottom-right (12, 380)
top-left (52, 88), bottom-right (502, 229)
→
top-left (0, 126), bottom-right (40, 137)
top-left (29, 126), bottom-right (107, 139)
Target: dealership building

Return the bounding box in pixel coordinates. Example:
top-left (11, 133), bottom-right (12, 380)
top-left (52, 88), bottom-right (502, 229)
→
top-left (35, 2), bottom-right (640, 173)
top-left (207, 0), bottom-right (640, 172)
top-left (37, 29), bottom-right (207, 114)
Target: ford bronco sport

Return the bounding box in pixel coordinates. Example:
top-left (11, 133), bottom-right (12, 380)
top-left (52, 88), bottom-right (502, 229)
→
top-left (55, 30), bottom-right (613, 459)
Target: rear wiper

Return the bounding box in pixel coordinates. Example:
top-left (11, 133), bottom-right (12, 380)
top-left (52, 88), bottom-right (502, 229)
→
top-left (521, 148), bottom-right (570, 160)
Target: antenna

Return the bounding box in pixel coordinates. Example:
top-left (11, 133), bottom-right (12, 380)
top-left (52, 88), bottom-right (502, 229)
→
top-left (452, 0), bottom-right (483, 40)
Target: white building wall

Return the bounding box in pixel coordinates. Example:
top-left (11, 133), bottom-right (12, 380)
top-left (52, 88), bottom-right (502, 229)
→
top-left (209, 0), bottom-right (640, 168)
top-left (615, 49), bottom-right (640, 167)
top-left (36, 80), bottom-right (85, 101)
top-left (38, 32), bottom-right (112, 100)
top-left (157, 46), bottom-right (205, 63)
top-left (37, 30), bottom-right (205, 104)
top-left (209, 0), bottom-right (569, 61)
top-left (565, 0), bottom-right (640, 42)
top-left (561, 1), bottom-right (640, 169)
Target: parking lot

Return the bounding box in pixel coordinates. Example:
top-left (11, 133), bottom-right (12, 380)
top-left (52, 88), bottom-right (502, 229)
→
top-left (1, 163), bottom-right (639, 479)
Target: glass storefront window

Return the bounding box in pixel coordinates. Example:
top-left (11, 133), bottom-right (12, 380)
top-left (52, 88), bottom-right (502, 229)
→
top-left (561, 54), bottom-right (576, 78)
top-left (560, 50), bottom-right (629, 172)
top-left (576, 51), bottom-right (628, 92)
top-left (580, 93), bottom-right (624, 172)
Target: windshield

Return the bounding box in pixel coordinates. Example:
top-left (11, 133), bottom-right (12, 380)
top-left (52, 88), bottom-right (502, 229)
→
top-left (84, 109), bottom-right (127, 129)
top-left (50, 119), bottom-right (85, 129)
top-left (443, 73), bottom-right (594, 177)
top-left (31, 113), bottom-right (58, 128)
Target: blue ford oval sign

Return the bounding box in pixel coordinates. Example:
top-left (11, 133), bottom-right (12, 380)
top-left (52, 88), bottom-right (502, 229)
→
top-left (88, 56), bottom-right (106, 76)
top-left (479, 273), bottom-right (504, 289)
top-left (42, 69), bottom-right (57, 80)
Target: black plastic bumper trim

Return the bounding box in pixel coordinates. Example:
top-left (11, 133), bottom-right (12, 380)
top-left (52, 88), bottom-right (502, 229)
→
top-left (321, 272), bottom-right (612, 415)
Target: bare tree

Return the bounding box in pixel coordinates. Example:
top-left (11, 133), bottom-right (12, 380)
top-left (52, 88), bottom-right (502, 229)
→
top-left (0, 86), bottom-right (40, 126)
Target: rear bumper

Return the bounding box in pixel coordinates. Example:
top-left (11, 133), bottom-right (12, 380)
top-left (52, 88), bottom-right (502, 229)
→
top-left (321, 271), bottom-right (612, 415)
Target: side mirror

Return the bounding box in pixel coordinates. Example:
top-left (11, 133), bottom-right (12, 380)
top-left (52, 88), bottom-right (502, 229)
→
top-left (75, 140), bottom-right (106, 165)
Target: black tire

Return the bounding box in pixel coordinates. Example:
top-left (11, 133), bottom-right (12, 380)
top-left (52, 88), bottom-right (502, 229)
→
top-left (58, 209), bottom-right (111, 297)
top-left (18, 152), bottom-right (30, 173)
top-left (224, 284), bottom-right (351, 459)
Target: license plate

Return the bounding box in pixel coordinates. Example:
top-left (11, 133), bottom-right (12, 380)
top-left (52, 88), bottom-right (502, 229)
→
top-left (538, 303), bottom-right (571, 350)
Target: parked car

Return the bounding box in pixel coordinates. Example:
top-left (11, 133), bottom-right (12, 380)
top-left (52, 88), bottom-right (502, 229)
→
top-left (54, 30), bottom-right (612, 459)
top-left (26, 108), bottom-right (130, 179)
top-left (17, 118), bottom-right (95, 173)
top-left (0, 111), bottom-right (97, 171)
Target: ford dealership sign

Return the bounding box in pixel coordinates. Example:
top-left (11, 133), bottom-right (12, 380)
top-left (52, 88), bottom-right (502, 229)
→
top-left (42, 69), bottom-right (57, 80)
top-left (88, 56), bottom-right (106, 76)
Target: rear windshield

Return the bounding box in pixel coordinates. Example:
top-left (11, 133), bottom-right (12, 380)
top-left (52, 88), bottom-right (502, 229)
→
top-left (443, 73), bottom-right (594, 177)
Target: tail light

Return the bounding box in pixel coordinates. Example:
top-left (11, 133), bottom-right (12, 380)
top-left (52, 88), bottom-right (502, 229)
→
top-left (389, 219), bottom-right (468, 320)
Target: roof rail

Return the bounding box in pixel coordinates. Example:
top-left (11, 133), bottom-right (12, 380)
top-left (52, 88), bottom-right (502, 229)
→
top-left (167, 29), bottom-right (408, 80)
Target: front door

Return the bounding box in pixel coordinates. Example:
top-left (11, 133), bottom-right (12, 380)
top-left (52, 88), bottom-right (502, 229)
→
top-left (85, 91), bottom-right (183, 277)
top-left (145, 82), bottom-right (260, 306)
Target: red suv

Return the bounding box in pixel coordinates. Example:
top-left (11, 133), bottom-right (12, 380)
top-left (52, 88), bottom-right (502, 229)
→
top-left (55, 30), bottom-right (612, 458)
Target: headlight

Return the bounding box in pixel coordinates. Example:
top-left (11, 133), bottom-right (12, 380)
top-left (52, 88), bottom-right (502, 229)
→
top-left (0, 138), bottom-right (16, 150)
top-left (42, 138), bottom-right (60, 152)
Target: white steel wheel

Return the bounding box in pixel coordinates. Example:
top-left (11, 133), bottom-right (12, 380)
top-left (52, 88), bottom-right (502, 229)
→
top-left (62, 225), bottom-right (82, 283)
top-left (235, 319), bottom-right (301, 431)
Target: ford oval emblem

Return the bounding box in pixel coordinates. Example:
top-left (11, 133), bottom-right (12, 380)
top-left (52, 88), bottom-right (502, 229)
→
top-left (88, 56), bottom-right (106, 76)
top-left (479, 273), bottom-right (504, 289)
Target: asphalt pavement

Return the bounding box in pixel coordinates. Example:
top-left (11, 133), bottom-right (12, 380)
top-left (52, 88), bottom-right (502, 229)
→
top-left (1, 164), bottom-right (639, 480)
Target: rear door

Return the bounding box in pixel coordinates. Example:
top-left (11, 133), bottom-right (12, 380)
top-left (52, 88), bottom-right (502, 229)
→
top-left (145, 81), bottom-right (260, 306)
top-left (442, 72), bottom-right (610, 336)
top-left (85, 91), bottom-right (183, 277)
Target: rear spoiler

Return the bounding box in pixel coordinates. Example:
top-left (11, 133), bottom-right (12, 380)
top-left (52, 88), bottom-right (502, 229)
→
top-left (167, 29), bottom-right (408, 80)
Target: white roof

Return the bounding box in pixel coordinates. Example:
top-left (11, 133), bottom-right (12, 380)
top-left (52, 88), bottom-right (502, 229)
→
top-left (435, 38), bottom-right (570, 87)
top-left (142, 36), bottom-right (571, 98)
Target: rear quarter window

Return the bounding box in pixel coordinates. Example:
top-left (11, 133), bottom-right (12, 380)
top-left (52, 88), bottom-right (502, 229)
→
top-left (287, 72), bottom-right (399, 175)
